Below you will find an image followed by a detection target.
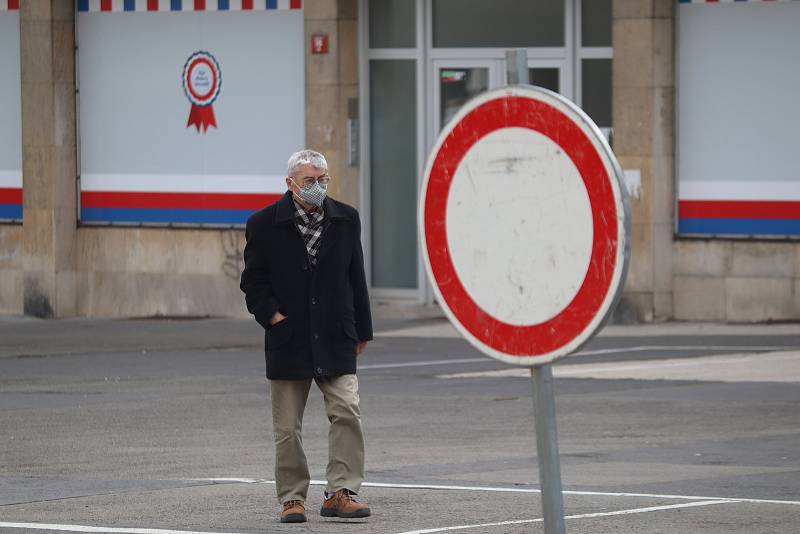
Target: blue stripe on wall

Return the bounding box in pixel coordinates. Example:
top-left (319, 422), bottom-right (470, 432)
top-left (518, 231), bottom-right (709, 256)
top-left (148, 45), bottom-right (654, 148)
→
top-left (124, 0), bottom-right (136, 11)
top-left (78, 0), bottom-right (90, 12)
top-left (218, 0), bottom-right (229, 9)
top-left (81, 207), bottom-right (252, 225)
top-left (171, 0), bottom-right (182, 11)
top-left (679, 218), bottom-right (800, 236)
top-left (0, 204), bottom-right (22, 220)
top-left (266, 0), bottom-right (277, 9)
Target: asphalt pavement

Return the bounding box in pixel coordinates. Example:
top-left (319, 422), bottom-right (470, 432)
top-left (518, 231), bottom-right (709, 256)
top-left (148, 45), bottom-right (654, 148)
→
top-left (1, 315), bottom-right (799, 533)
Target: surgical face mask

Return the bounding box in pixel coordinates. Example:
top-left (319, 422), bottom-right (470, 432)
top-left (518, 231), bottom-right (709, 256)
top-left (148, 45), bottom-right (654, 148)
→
top-left (292, 179), bottom-right (327, 208)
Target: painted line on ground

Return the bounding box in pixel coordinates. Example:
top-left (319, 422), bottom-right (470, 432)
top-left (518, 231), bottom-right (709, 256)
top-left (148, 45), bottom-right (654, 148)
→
top-left (359, 346), bottom-right (794, 371)
top-left (437, 350), bottom-right (800, 381)
top-left (359, 357), bottom-right (486, 369)
top-left (558, 351), bottom-right (800, 374)
top-left (0, 500), bottom-right (735, 534)
top-left (393, 500), bottom-right (734, 534)
top-left (185, 478), bottom-right (800, 506)
top-left (0, 522), bottom-right (250, 534)
top-left (573, 345), bottom-right (791, 356)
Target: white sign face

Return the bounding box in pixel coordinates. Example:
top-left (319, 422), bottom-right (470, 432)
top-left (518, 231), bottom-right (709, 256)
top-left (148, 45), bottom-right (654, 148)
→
top-left (420, 86), bottom-right (630, 366)
top-left (446, 127), bottom-right (594, 326)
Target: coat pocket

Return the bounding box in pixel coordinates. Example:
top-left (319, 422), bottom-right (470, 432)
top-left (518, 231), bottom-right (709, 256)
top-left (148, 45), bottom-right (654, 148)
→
top-left (341, 320), bottom-right (359, 343)
top-left (267, 318), bottom-right (293, 350)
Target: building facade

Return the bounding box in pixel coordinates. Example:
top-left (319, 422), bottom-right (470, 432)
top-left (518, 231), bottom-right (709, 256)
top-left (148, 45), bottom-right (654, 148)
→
top-left (0, 0), bottom-right (798, 321)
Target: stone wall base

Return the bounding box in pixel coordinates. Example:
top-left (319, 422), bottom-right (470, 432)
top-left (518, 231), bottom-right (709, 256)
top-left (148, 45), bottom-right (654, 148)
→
top-left (0, 225), bottom-right (23, 315)
top-left (672, 240), bottom-right (800, 322)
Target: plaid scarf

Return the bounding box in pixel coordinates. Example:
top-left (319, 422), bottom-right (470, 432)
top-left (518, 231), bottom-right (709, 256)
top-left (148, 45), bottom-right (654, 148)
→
top-left (293, 199), bottom-right (325, 266)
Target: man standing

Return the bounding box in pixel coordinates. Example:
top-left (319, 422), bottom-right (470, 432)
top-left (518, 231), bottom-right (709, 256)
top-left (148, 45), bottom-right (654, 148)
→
top-left (240, 149), bottom-right (372, 523)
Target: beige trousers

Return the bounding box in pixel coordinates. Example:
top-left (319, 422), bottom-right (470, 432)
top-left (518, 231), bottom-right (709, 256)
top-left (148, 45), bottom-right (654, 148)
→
top-left (269, 374), bottom-right (365, 503)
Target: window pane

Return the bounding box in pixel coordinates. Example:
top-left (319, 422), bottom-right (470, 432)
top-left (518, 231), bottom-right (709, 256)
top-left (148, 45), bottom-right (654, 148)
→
top-left (581, 59), bottom-right (612, 127)
top-left (433, 0), bottom-right (564, 48)
top-left (369, 60), bottom-right (418, 289)
top-left (369, 0), bottom-right (415, 48)
top-left (581, 0), bottom-right (612, 47)
top-left (440, 68), bottom-right (489, 128)
top-left (529, 68), bottom-right (559, 93)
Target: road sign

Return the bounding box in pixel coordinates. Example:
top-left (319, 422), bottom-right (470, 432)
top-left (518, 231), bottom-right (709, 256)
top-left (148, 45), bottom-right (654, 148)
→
top-left (420, 85), bottom-right (630, 366)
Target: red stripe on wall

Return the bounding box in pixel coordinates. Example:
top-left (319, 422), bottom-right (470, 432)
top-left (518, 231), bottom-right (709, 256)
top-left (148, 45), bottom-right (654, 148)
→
top-left (0, 188), bottom-right (22, 204)
top-left (81, 191), bottom-right (282, 210)
top-left (242, 0), bottom-right (253, 9)
top-left (290, 0), bottom-right (302, 9)
top-left (100, 0), bottom-right (112, 10)
top-left (679, 200), bottom-right (800, 220)
top-left (147, 0), bottom-right (159, 10)
top-left (7, 0), bottom-right (19, 10)
top-left (194, 0), bottom-right (206, 10)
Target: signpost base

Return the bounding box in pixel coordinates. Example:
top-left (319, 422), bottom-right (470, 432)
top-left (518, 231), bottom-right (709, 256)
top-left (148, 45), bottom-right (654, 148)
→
top-left (531, 364), bottom-right (566, 534)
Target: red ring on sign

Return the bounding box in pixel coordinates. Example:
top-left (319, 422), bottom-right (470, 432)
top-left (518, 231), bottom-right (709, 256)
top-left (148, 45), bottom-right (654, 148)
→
top-left (424, 95), bottom-right (618, 357)
top-left (186, 56), bottom-right (218, 103)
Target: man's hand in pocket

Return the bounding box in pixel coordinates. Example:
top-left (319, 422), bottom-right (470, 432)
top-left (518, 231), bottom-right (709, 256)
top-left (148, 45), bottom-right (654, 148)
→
top-left (270, 311), bottom-right (287, 326)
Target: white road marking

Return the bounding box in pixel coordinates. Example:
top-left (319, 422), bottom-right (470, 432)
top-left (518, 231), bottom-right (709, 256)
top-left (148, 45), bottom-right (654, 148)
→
top-left (438, 350), bottom-right (800, 383)
top-left (574, 345), bottom-right (789, 356)
top-left (2, 481), bottom-right (793, 534)
top-left (359, 358), bottom-right (487, 369)
top-left (0, 523), bottom-right (250, 534)
top-left (359, 345), bottom-right (793, 371)
top-left (186, 478), bottom-right (800, 506)
top-left (375, 320), bottom-right (800, 339)
top-left (393, 500), bottom-right (734, 534)
top-left (0, 501), bottom-right (735, 534)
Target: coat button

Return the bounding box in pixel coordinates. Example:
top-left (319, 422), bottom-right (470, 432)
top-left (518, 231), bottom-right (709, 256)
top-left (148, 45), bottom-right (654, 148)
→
top-left (313, 332), bottom-right (319, 340)
top-left (311, 297), bottom-right (317, 305)
top-left (316, 367), bottom-right (323, 374)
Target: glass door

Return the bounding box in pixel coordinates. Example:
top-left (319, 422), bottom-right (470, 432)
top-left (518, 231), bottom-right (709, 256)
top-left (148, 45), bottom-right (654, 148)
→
top-left (432, 59), bottom-right (504, 135)
top-left (525, 59), bottom-right (570, 99)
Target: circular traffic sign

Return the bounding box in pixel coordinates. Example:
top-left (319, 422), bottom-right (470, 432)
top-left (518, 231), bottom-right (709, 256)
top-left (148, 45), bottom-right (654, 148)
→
top-left (420, 85), bottom-right (630, 366)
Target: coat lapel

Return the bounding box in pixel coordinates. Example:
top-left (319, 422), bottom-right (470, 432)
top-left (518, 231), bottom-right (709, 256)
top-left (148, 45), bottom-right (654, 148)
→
top-left (273, 191), bottom-right (296, 225)
top-left (315, 198), bottom-right (348, 265)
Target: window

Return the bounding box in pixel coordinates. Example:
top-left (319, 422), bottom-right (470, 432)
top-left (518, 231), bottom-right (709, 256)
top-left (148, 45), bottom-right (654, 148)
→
top-left (369, 0), bottom-right (415, 48)
top-left (369, 60), bottom-right (418, 289)
top-left (581, 59), bottom-right (611, 128)
top-left (433, 0), bottom-right (564, 48)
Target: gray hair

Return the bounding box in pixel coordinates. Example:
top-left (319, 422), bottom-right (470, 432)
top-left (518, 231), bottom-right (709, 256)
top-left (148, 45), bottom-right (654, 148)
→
top-left (287, 149), bottom-right (328, 175)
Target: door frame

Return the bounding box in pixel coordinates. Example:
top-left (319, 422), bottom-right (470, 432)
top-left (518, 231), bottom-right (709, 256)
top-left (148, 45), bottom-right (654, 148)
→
top-left (359, 0), bottom-right (428, 302)
top-left (360, 0), bottom-right (579, 304)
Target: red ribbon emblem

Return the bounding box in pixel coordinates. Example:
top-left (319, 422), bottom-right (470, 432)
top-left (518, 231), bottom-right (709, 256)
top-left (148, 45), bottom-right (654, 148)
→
top-left (182, 51), bottom-right (221, 133)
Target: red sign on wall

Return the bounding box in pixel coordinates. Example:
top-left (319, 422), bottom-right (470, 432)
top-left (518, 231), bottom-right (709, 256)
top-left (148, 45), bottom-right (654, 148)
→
top-left (311, 33), bottom-right (329, 54)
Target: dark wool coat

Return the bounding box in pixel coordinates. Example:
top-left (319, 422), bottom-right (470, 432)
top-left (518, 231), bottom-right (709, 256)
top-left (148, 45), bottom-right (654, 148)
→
top-left (240, 191), bottom-right (373, 380)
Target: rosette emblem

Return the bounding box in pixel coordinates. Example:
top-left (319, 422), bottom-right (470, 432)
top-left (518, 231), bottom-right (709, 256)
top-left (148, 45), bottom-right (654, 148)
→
top-left (182, 51), bottom-right (222, 133)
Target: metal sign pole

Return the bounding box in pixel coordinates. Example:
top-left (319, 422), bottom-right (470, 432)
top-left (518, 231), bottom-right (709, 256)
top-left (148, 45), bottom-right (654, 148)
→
top-left (505, 48), bottom-right (567, 534)
top-left (531, 365), bottom-right (566, 534)
top-left (505, 48), bottom-right (529, 85)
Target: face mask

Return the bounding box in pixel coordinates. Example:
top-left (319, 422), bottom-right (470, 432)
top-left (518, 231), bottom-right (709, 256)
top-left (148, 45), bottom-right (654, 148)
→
top-left (292, 179), bottom-right (327, 208)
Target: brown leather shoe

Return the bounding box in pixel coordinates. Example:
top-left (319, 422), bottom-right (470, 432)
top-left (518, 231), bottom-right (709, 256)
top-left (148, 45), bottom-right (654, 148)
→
top-left (280, 500), bottom-right (307, 523)
top-left (320, 489), bottom-right (371, 518)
